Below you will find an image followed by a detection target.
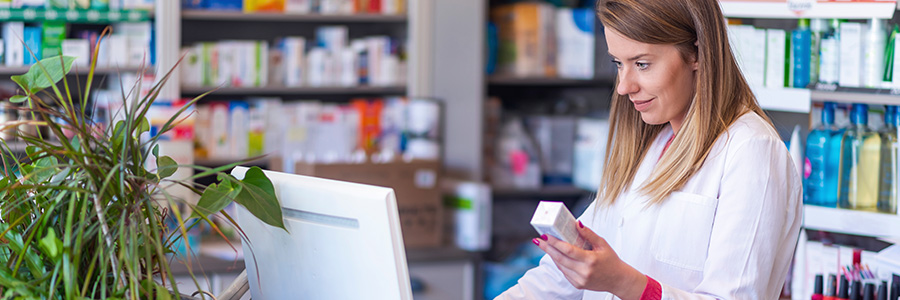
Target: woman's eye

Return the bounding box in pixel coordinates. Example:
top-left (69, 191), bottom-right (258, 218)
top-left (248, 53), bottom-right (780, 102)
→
top-left (612, 60), bottom-right (622, 68)
top-left (636, 62), bottom-right (649, 70)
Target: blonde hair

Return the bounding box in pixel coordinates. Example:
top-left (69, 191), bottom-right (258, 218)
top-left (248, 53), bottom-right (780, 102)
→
top-left (596, 0), bottom-right (772, 206)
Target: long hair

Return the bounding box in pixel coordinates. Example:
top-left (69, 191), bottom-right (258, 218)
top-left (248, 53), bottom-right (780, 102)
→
top-left (596, 0), bottom-right (772, 206)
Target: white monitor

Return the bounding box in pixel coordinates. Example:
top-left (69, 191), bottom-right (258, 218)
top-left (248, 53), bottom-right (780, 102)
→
top-left (231, 166), bottom-right (413, 300)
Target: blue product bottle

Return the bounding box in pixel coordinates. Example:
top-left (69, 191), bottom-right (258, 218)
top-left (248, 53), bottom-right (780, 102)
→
top-left (792, 19), bottom-right (812, 88)
top-left (806, 103), bottom-right (840, 206)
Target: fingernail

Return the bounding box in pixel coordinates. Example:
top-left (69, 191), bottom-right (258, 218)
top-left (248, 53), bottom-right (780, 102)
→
top-left (540, 234), bottom-right (548, 241)
top-left (578, 221), bottom-right (584, 228)
top-left (532, 238), bottom-right (540, 246)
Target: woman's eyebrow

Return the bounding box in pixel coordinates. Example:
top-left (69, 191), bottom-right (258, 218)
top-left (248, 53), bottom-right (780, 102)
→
top-left (607, 52), bottom-right (651, 61)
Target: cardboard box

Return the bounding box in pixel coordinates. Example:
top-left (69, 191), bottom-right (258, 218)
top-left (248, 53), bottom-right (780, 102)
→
top-left (271, 157), bottom-right (443, 248)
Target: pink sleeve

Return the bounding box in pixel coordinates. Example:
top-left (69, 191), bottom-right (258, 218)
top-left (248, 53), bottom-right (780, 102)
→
top-left (640, 276), bottom-right (662, 300)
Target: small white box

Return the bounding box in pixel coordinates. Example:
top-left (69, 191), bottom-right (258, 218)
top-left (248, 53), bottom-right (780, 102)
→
top-left (531, 201), bottom-right (587, 249)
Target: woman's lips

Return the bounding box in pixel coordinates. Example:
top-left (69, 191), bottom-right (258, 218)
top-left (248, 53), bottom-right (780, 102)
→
top-left (632, 98), bottom-right (654, 112)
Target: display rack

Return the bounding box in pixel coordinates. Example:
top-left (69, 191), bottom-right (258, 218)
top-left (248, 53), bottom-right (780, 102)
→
top-left (180, 85), bottom-right (407, 96)
top-left (804, 205), bottom-right (900, 238)
top-left (487, 76), bottom-right (611, 87)
top-left (0, 8), bottom-right (150, 23)
top-left (720, 0), bottom-right (897, 19)
top-left (181, 10), bottom-right (407, 23)
top-left (0, 66), bottom-right (148, 76)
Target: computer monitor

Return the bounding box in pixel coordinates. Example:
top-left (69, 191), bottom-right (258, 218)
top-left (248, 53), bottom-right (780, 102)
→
top-left (231, 166), bottom-right (413, 300)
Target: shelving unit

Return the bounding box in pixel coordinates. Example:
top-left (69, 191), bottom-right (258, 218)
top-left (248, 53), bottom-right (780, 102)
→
top-left (181, 10), bottom-right (406, 23)
top-left (487, 76), bottom-right (611, 87)
top-left (804, 205), bottom-right (900, 238)
top-left (492, 185), bottom-right (591, 199)
top-left (0, 66), bottom-right (148, 76)
top-left (720, 0), bottom-right (897, 19)
top-left (0, 8), bottom-right (151, 23)
top-left (180, 85), bottom-right (406, 96)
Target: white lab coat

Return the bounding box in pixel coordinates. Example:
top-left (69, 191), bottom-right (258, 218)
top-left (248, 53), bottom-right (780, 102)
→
top-left (497, 112), bottom-right (803, 300)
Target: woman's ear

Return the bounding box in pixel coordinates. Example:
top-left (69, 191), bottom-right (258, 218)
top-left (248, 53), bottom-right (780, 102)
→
top-left (692, 40), bottom-right (700, 70)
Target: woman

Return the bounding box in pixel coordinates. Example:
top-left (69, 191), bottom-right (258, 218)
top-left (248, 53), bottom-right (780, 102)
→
top-left (496, 0), bottom-right (802, 299)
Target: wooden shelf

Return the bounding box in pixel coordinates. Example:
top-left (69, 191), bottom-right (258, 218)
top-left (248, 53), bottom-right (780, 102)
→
top-left (721, 0), bottom-right (897, 19)
top-left (181, 85), bottom-right (407, 96)
top-left (194, 157), bottom-right (270, 168)
top-left (487, 76), bottom-right (610, 87)
top-left (181, 10), bottom-right (407, 23)
top-left (803, 205), bottom-right (900, 238)
top-left (0, 66), bottom-right (148, 76)
top-left (492, 185), bottom-right (591, 198)
top-left (810, 84), bottom-right (900, 106)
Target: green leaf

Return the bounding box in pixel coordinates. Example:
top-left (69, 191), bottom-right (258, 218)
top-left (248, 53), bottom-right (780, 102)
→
top-left (191, 181), bottom-right (241, 220)
top-left (10, 56), bottom-right (75, 95)
top-left (38, 229), bottom-right (61, 260)
top-left (152, 144), bottom-right (159, 158)
top-left (137, 117), bottom-right (150, 135)
top-left (156, 156), bottom-right (177, 179)
top-left (233, 167), bottom-right (285, 230)
top-left (9, 95), bottom-right (27, 103)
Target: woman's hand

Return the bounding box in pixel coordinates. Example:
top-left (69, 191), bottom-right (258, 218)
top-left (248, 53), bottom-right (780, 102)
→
top-left (533, 221), bottom-right (648, 300)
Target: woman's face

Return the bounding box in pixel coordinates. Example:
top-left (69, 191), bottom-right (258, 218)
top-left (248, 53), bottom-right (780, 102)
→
top-left (605, 28), bottom-right (698, 133)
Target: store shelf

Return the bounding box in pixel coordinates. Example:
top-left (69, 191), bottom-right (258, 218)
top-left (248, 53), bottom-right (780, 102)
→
top-left (181, 85), bottom-right (407, 96)
top-left (751, 86), bottom-right (812, 113)
top-left (4, 142), bottom-right (29, 153)
top-left (492, 185), bottom-right (592, 199)
top-left (487, 76), bottom-right (611, 87)
top-left (720, 0), bottom-right (897, 19)
top-left (0, 66), bottom-right (148, 76)
top-left (803, 205), bottom-right (900, 238)
top-left (810, 84), bottom-right (900, 106)
top-left (0, 8), bottom-right (151, 23)
top-left (194, 157), bottom-right (270, 168)
top-left (181, 10), bottom-right (407, 23)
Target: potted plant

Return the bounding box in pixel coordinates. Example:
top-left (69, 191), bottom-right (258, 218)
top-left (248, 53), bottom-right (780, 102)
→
top-left (0, 32), bottom-right (284, 299)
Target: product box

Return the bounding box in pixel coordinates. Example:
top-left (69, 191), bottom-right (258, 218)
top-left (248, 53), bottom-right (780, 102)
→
top-left (490, 2), bottom-right (555, 77)
top-left (839, 22), bottom-right (863, 87)
top-left (764, 29), bottom-right (787, 88)
top-left (556, 8), bottom-right (594, 80)
top-left (271, 157), bottom-right (444, 248)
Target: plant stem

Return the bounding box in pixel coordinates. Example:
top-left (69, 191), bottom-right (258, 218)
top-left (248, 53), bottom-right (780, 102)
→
top-left (91, 194), bottom-right (123, 289)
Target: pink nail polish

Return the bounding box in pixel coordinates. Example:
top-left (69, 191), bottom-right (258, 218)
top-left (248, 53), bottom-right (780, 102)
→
top-left (541, 234), bottom-right (548, 241)
top-left (532, 238), bottom-right (540, 246)
top-left (578, 221), bottom-right (584, 228)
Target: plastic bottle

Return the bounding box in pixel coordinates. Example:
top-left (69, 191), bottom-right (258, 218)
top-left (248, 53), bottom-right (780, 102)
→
top-left (793, 19), bottom-right (813, 88)
top-left (807, 103), bottom-right (841, 206)
top-left (839, 104), bottom-right (881, 211)
top-left (820, 19), bottom-right (842, 84)
top-left (878, 106), bottom-right (899, 214)
top-left (811, 19), bottom-right (828, 85)
top-left (864, 18), bottom-right (887, 88)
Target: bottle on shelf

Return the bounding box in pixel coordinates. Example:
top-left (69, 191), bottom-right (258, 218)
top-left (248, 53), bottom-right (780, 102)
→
top-left (792, 19), bottom-right (812, 88)
top-left (806, 102), bottom-right (842, 207)
top-left (819, 19), bottom-right (841, 85)
top-left (810, 19), bottom-right (828, 85)
top-left (864, 18), bottom-right (887, 88)
top-left (878, 105), bottom-right (898, 214)
top-left (838, 103), bottom-right (881, 211)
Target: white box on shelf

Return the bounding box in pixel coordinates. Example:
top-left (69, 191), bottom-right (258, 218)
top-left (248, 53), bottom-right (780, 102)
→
top-left (764, 29), bottom-right (786, 88)
top-left (839, 22), bottom-right (863, 88)
top-left (3, 22), bottom-right (24, 67)
top-left (573, 118), bottom-right (608, 191)
top-left (61, 39), bottom-right (91, 68)
top-left (285, 0), bottom-right (311, 14)
top-left (556, 8), bottom-right (595, 80)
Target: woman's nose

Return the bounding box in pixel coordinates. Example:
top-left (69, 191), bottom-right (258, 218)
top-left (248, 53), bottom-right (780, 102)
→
top-left (616, 71), bottom-right (638, 96)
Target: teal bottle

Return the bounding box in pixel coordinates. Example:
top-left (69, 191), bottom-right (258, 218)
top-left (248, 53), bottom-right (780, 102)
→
top-left (838, 104), bottom-right (881, 211)
top-left (806, 103), bottom-right (840, 206)
top-left (879, 106), bottom-right (899, 214)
